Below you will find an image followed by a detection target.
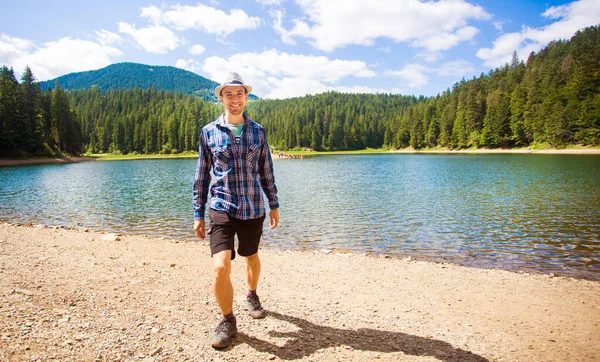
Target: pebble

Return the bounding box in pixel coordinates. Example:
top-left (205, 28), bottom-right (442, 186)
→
top-left (101, 233), bottom-right (120, 242)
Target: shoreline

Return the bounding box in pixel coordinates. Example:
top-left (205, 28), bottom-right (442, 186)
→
top-left (390, 148), bottom-right (600, 155)
top-left (4, 220), bottom-right (598, 281)
top-left (389, 147), bottom-right (600, 155)
top-left (0, 156), bottom-right (96, 167)
top-left (2, 147), bottom-right (599, 167)
top-left (1, 222), bottom-right (599, 361)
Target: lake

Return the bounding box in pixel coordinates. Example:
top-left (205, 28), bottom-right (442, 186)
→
top-left (1, 154), bottom-right (599, 280)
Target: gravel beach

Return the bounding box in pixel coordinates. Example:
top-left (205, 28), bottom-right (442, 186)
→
top-left (1, 223), bottom-right (599, 361)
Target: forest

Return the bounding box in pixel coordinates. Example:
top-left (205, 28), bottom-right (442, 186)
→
top-left (36, 62), bottom-right (244, 103)
top-left (0, 25), bottom-right (598, 158)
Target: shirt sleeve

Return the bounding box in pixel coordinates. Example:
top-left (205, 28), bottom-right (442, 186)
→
top-left (193, 130), bottom-right (212, 220)
top-left (259, 132), bottom-right (279, 210)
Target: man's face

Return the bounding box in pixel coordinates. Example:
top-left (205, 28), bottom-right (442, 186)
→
top-left (220, 86), bottom-right (248, 116)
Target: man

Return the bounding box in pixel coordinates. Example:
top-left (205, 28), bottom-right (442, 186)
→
top-left (193, 72), bottom-right (280, 349)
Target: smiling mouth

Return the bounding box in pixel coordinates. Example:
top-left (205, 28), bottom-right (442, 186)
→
top-left (229, 104), bottom-right (243, 114)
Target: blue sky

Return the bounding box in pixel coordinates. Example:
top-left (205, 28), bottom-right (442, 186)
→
top-left (1, 0), bottom-right (598, 99)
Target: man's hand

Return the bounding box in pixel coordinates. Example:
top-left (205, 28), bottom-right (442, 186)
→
top-left (194, 219), bottom-right (206, 240)
top-left (269, 209), bottom-right (280, 229)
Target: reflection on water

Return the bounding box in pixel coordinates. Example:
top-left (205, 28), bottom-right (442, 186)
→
top-left (1, 154), bottom-right (599, 280)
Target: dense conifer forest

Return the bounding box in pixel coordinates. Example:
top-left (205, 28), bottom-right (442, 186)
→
top-left (0, 26), bottom-right (598, 158)
top-left (38, 62), bottom-right (220, 102)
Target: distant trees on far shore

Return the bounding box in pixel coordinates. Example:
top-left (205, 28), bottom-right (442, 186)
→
top-left (1, 25), bottom-right (598, 158)
top-left (251, 25), bottom-right (600, 151)
top-left (0, 66), bottom-right (81, 157)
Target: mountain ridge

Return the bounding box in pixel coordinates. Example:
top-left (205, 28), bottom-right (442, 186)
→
top-left (37, 62), bottom-right (258, 101)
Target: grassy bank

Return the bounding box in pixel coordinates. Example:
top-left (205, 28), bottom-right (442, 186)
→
top-left (88, 151), bottom-right (198, 161)
top-left (91, 144), bottom-right (600, 161)
top-left (280, 144), bottom-right (600, 157)
top-left (4, 144), bottom-right (597, 165)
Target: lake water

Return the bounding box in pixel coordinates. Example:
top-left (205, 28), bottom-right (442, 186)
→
top-left (1, 154), bottom-right (599, 280)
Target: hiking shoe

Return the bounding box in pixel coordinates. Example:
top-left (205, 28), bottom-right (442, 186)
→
top-left (210, 317), bottom-right (238, 349)
top-left (246, 294), bottom-right (267, 319)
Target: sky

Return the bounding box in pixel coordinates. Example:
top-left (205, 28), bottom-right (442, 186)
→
top-left (1, 0), bottom-right (599, 99)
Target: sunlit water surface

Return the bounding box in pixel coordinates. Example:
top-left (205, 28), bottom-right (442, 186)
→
top-left (1, 154), bottom-right (599, 279)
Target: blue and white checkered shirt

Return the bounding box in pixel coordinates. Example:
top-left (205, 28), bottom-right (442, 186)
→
top-left (193, 113), bottom-right (279, 220)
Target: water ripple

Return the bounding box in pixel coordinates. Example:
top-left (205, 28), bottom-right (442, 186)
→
top-left (1, 154), bottom-right (599, 280)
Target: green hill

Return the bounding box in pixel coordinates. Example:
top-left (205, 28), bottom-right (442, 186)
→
top-left (37, 62), bottom-right (258, 102)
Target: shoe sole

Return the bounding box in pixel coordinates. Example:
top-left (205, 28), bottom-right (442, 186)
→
top-left (211, 329), bottom-right (238, 349)
top-left (211, 340), bottom-right (231, 349)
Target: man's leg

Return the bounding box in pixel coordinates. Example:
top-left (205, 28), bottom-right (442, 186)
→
top-left (245, 252), bottom-right (261, 291)
top-left (235, 214), bottom-right (267, 319)
top-left (213, 249), bottom-right (234, 314)
top-left (211, 249), bottom-right (237, 349)
top-left (245, 252), bottom-right (267, 319)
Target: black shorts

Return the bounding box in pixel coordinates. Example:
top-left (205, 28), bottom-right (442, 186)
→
top-left (208, 209), bottom-right (266, 260)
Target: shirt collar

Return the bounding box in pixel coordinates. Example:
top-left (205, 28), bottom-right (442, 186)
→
top-left (218, 112), bottom-right (251, 128)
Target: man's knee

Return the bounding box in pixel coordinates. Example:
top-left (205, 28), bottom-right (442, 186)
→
top-left (245, 252), bottom-right (261, 267)
top-left (245, 252), bottom-right (259, 262)
top-left (213, 251), bottom-right (232, 279)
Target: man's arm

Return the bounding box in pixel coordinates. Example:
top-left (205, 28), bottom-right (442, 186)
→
top-left (258, 133), bottom-right (279, 229)
top-left (193, 131), bottom-right (212, 239)
top-left (258, 134), bottom-right (279, 211)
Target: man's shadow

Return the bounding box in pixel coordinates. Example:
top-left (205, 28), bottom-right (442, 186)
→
top-left (236, 311), bottom-right (489, 361)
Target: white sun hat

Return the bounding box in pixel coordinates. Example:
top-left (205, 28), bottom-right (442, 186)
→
top-left (214, 72), bottom-right (253, 97)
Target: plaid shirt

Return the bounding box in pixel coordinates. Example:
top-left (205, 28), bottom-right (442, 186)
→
top-left (193, 113), bottom-right (279, 220)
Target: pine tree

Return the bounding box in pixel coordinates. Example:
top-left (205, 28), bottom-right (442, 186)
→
top-left (509, 83), bottom-right (527, 146)
top-left (0, 66), bottom-right (20, 156)
top-left (19, 66), bottom-right (44, 153)
top-left (50, 80), bottom-right (77, 153)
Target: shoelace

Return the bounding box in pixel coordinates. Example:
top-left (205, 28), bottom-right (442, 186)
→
top-left (248, 296), bottom-right (263, 310)
top-left (215, 319), bottom-right (234, 333)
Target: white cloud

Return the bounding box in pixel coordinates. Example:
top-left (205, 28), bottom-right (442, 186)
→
top-left (413, 25), bottom-right (479, 51)
top-left (270, 9), bottom-right (312, 46)
top-left (2, 36), bottom-right (122, 81)
top-left (437, 60), bottom-right (475, 77)
top-left (95, 30), bottom-right (123, 46)
top-left (476, 32), bottom-right (526, 67)
top-left (388, 64), bottom-right (430, 88)
top-left (493, 20), bottom-right (507, 33)
top-left (160, 4), bottom-right (260, 36)
top-left (276, 0), bottom-right (490, 52)
top-left (201, 49), bottom-right (376, 98)
top-left (118, 22), bottom-right (180, 54)
top-left (176, 58), bottom-right (204, 74)
top-left (388, 60), bottom-right (475, 89)
top-left (0, 34), bottom-right (34, 66)
top-left (477, 0), bottom-right (600, 68)
top-left (256, 0), bottom-right (284, 5)
top-left (416, 51), bottom-right (443, 63)
top-left (141, 5), bottom-right (163, 26)
top-left (265, 77), bottom-right (330, 98)
top-left (336, 84), bottom-right (398, 95)
top-left (189, 44), bottom-right (206, 55)
top-left (270, 9), bottom-right (292, 45)
top-left (260, 78), bottom-right (396, 99)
